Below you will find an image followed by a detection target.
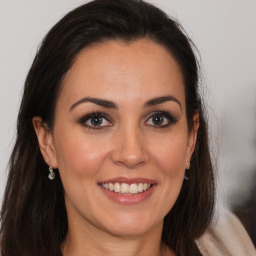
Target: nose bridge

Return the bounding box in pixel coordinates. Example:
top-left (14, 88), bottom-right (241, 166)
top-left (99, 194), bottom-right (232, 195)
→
top-left (112, 122), bottom-right (147, 168)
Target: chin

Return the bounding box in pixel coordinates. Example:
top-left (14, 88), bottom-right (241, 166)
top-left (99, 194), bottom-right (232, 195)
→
top-left (100, 212), bottom-right (163, 237)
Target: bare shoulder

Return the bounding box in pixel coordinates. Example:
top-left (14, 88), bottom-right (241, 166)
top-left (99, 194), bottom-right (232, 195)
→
top-left (196, 207), bottom-right (256, 256)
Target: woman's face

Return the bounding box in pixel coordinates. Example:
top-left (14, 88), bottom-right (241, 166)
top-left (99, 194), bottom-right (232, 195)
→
top-left (35, 39), bottom-right (198, 237)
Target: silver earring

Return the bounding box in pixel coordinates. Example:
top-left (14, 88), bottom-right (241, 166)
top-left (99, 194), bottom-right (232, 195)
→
top-left (184, 162), bottom-right (190, 180)
top-left (48, 166), bottom-right (55, 180)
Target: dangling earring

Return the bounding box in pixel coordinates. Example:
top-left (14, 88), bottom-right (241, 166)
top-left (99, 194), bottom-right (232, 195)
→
top-left (48, 166), bottom-right (55, 180)
top-left (184, 162), bottom-right (190, 180)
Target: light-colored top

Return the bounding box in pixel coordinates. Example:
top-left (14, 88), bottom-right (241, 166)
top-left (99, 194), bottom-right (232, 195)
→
top-left (196, 207), bottom-right (256, 256)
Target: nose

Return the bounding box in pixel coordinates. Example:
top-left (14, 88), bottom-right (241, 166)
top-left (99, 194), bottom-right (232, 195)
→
top-left (111, 126), bottom-right (148, 168)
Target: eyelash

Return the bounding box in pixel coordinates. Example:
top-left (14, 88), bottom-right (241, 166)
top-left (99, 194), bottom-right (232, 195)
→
top-left (78, 111), bottom-right (178, 130)
top-left (145, 111), bottom-right (178, 128)
top-left (78, 112), bottom-right (112, 130)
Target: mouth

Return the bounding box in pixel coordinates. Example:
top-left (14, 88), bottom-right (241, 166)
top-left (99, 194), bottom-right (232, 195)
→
top-left (99, 182), bottom-right (152, 195)
top-left (98, 177), bottom-right (156, 204)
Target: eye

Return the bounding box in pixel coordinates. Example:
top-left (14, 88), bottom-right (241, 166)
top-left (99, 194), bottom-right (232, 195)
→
top-left (145, 111), bottom-right (177, 128)
top-left (79, 112), bottom-right (112, 129)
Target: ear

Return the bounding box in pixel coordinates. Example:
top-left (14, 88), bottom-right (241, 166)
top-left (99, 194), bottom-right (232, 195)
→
top-left (186, 112), bottom-right (200, 164)
top-left (32, 117), bottom-right (58, 168)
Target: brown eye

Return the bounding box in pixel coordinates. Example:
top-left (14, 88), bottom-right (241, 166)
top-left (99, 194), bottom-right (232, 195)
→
top-left (145, 111), bottom-right (178, 128)
top-left (89, 116), bottom-right (103, 126)
top-left (79, 112), bottom-right (112, 129)
top-left (151, 115), bottom-right (164, 125)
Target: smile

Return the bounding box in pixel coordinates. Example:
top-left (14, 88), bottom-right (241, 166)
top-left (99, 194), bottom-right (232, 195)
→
top-left (100, 182), bottom-right (151, 195)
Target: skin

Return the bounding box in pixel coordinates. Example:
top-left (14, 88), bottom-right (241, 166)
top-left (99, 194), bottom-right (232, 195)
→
top-left (33, 39), bottom-right (199, 256)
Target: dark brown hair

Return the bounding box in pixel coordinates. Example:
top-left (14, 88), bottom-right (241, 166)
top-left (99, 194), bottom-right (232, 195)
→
top-left (0, 0), bottom-right (214, 255)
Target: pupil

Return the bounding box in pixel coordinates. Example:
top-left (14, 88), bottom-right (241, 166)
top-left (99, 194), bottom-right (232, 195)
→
top-left (91, 117), bottom-right (102, 126)
top-left (153, 115), bottom-right (163, 125)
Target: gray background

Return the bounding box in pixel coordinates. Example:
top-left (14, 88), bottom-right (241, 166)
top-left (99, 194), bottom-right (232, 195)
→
top-left (0, 0), bottom-right (256, 213)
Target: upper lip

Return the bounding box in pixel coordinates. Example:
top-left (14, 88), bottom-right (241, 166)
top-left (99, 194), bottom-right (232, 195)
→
top-left (98, 177), bottom-right (157, 185)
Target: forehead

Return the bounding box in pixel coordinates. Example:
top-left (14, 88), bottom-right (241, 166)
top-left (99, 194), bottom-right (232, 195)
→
top-left (58, 39), bottom-right (185, 108)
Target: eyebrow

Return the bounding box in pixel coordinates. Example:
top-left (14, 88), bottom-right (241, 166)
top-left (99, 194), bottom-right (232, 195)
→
top-left (70, 95), bottom-right (182, 111)
top-left (144, 96), bottom-right (182, 110)
top-left (70, 97), bottom-right (118, 111)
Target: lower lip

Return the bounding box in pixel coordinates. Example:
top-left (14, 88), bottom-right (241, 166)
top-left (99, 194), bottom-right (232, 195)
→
top-left (99, 185), bottom-right (155, 204)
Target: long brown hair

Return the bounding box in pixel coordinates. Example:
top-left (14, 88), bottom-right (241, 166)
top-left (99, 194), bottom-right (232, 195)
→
top-left (0, 1), bottom-right (214, 255)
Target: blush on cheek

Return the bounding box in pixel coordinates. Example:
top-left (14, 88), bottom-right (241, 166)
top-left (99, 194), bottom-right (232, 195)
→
top-left (158, 152), bottom-right (185, 177)
top-left (57, 140), bottom-right (112, 177)
top-left (149, 133), bottom-right (188, 170)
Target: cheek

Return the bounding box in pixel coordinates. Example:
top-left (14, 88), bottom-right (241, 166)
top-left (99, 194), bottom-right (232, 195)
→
top-left (150, 133), bottom-right (188, 176)
top-left (54, 132), bottom-right (112, 178)
top-left (53, 133), bottom-right (113, 214)
top-left (145, 132), bottom-right (188, 219)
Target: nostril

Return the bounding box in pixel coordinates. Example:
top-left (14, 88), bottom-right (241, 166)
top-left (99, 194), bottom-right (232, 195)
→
top-left (115, 158), bottom-right (146, 168)
top-left (111, 151), bottom-right (147, 168)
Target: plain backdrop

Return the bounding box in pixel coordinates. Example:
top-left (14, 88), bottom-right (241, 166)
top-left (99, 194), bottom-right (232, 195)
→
top-left (0, 0), bottom-right (256, 209)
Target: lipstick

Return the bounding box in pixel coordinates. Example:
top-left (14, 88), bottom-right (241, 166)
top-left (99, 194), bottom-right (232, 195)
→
top-left (98, 177), bottom-right (157, 204)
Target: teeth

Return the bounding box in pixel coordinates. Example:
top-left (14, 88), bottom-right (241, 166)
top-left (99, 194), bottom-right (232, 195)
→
top-left (129, 183), bottom-right (138, 194)
top-left (114, 183), bottom-right (120, 193)
top-left (121, 183), bottom-right (129, 193)
top-left (138, 183), bottom-right (143, 192)
top-left (109, 183), bottom-right (114, 191)
top-left (101, 182), bottom-right (152, 194)
top-left (144, 183), bottom-right (149, 190)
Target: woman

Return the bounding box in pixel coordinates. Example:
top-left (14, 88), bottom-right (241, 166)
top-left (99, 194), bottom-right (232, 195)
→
top-left (0, 0), bottom-right (255, 255)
